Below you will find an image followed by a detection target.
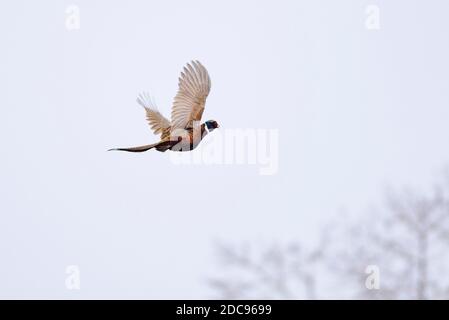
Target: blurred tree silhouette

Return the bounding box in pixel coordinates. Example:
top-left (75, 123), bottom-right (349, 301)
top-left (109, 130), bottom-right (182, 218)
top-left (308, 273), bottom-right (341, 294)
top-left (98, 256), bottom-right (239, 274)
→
top-left (208, 238), bottom-right (327, 299)
top-left (209, 173), bottom-right (449, 299)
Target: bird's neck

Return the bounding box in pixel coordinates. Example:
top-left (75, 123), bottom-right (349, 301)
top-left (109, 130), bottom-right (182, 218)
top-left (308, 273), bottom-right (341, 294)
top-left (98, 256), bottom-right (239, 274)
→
top-left (201, 123), bottom-right (208, 137)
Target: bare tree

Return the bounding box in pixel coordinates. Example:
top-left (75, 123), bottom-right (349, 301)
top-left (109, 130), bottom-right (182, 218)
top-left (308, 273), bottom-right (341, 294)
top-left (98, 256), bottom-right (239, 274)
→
top-left (328, 180), bottom-right (449, 299)
top-left (208, 237), bottom-right (327, 299)
top-left (208, 173), bottom-right (449, 299)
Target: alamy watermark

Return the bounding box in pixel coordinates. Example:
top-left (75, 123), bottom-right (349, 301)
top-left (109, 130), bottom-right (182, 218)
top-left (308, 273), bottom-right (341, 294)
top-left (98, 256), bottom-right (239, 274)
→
top-left (365, 265), bottom-right (380, 290)
top-left (169, 128), bottom-right (279, 176)
top-left (365, 5), bottom-right (380, 30)
top-left (65, 265), bottom-right (81, 290)
top-left (65, 5), bottom-right (81, 31)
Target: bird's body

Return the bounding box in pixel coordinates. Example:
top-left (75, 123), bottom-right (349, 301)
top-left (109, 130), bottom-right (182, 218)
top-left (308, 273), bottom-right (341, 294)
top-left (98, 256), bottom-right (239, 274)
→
top-left (110, 61), bottom-right (219, 153)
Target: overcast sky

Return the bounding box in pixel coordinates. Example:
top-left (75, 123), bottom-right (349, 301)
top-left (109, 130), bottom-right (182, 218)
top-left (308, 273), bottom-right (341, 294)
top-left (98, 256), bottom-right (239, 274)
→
top-left (0, 0), bottom-right (448, 298)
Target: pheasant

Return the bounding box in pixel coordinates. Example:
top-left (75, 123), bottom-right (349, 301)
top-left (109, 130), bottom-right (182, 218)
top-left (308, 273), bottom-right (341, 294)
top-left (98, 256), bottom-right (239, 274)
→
top-left (109, 60), bottom-right (219, 153)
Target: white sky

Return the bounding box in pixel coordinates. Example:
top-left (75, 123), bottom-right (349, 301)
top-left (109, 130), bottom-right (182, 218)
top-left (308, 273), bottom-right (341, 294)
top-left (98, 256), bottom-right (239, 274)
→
top-left (0, 0), bottom-right (448, 298)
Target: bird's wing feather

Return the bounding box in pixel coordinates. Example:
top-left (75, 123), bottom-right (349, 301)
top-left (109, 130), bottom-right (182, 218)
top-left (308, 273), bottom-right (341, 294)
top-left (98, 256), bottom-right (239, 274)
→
top-left (136, 92), bottom-right (171, 138)
top-left (171, 61), bottom-right (211, 130)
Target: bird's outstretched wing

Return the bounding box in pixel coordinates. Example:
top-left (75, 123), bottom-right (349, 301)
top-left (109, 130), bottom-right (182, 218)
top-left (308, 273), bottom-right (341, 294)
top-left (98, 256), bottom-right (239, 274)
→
top-left (171, 61), bottom-right (211, 130)
top-left (137, 92), bottom-right (171, 139)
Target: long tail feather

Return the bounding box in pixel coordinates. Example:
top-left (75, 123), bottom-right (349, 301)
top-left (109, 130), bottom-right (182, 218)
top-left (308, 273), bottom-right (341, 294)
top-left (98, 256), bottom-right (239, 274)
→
top-left (108, 138), bottom-right (182, 153)
top-left (108, 143), bottom-right (158, 153)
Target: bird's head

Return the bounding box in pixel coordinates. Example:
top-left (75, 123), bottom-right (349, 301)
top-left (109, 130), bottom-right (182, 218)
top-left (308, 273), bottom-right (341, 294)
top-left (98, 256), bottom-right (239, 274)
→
top-left (205, 120), bottom-right (220, 132)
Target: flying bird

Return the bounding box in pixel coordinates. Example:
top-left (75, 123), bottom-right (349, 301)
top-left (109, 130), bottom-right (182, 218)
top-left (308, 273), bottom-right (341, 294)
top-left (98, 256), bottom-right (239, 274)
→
top-left (109, 60), bottom-right (219, 153)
